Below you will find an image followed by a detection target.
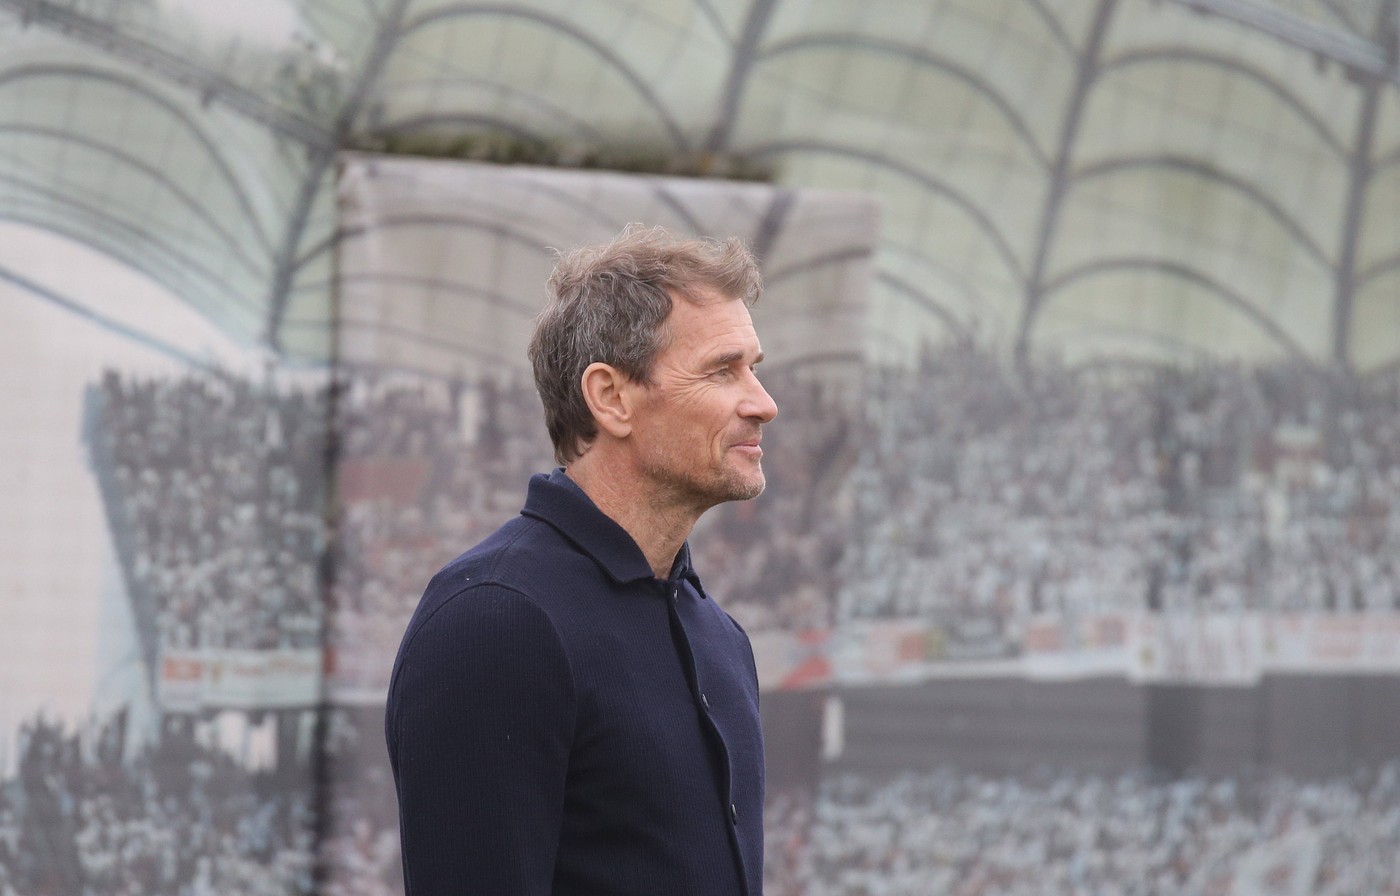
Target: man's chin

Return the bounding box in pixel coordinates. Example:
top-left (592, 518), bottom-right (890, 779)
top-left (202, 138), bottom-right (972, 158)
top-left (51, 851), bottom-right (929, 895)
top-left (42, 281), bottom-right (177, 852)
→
top-left (725, 470), bottom-right (766, 502)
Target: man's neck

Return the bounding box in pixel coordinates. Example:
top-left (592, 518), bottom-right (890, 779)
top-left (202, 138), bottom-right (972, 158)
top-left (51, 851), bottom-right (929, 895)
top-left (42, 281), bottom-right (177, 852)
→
top-left (564, 458), bottom-right (698, 580)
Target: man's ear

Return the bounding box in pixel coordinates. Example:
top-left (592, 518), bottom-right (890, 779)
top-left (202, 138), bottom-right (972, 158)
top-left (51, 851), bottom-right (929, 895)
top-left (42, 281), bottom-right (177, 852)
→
top-left (580, 362), bottom-right (634, 439)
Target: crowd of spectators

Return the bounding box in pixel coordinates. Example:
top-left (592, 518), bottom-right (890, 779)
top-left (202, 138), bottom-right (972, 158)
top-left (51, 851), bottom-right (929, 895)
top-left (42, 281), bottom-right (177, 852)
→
top-left (95, 371), bottom-right (328, 651)
top-left (80, 365), bottom-right (858, 896)
top-left (322, 366), bottom-right (854, 693)
top-left (764, 786), bottom-right (818, 896)
top-left (92, 352), bottom-right (1400, 667)
top-left (309, 721), bottom-right (1400, 896)
top-left (10, 706), bottom-right (1396, 896)
top-left (321, 371), bottom-right (553, 689)
top-left (0, 715), bottom-right (315, 896)
top-left (316, 707), bottom-right (401, 896)
top-left (92, 360), bottom-right (856, 685)
top-left (73, 355), bottom-right (1400, 896)
top-left (10, 703), bottom-right (1397, 896)
top-left (843, 346), bottom-right (1400, 643)
top-left (805, 763), bottom-right (1400, 896)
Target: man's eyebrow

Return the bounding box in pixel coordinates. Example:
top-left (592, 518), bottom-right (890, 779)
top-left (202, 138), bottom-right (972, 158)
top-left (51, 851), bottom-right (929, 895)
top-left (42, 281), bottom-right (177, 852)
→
top-left (707, 349), bottom-right (764, 367)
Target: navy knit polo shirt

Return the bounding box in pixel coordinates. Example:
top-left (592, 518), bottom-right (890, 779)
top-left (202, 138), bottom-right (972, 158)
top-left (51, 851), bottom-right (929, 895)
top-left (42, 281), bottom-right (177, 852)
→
top-left (386, 469), bottom-right (765, 896)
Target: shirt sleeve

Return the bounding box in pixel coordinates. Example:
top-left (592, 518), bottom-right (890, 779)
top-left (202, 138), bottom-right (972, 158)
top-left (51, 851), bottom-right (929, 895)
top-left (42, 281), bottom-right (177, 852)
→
top-left (386, 583), bottom-right (576, 896)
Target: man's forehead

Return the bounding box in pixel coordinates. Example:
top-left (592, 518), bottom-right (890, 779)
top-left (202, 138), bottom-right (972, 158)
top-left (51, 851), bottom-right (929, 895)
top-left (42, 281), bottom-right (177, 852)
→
top-left (672, 300), bottom-right (760, 348)
top-left (666, 291), bottom-right (753, 331)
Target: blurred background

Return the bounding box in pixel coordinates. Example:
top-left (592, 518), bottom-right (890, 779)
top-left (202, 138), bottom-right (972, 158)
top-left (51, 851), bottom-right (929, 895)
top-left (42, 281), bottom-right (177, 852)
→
top-left (1, 1), bottom-right (1398, 894)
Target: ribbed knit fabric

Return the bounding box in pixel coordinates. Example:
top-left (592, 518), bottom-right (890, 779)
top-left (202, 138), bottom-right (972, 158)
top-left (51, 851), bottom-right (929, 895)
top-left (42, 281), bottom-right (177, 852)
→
top-left (385, 470), bottom-right (765, 896)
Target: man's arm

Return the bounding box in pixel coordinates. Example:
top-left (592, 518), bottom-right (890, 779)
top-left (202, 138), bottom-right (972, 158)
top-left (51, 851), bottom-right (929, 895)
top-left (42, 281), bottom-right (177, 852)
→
top-left (386, 585), bottom-right (576, 895)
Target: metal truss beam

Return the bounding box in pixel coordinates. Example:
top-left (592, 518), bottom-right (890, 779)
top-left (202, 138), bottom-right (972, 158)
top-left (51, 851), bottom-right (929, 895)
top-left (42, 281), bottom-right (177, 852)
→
top-left (1163, 0), bottom-right (1398, 87)
top-left (0, 0), bottom-right (337, 151)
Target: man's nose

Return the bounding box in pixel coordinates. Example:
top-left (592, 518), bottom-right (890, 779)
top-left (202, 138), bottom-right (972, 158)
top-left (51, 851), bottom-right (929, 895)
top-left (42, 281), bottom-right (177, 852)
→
top-left (742, 372), bottom-right (778, 423)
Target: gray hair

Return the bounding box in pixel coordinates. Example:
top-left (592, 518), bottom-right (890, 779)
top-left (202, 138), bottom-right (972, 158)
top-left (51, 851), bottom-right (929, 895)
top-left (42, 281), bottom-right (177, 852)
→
top-left (528, 225), bottom-right (762, 464)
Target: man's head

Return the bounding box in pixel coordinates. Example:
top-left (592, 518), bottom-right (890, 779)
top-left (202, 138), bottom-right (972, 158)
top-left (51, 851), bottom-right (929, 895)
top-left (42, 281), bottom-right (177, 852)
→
top-left (530, 226), bottom-right (777, 512)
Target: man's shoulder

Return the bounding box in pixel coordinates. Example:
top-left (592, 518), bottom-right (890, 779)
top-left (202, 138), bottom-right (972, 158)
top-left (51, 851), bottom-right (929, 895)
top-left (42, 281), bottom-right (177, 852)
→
top-left (408, 510), bottom-right (608, 642)
top-left (394, 515), bottom-right (578, 664)
top-left (428, 511), bottom-right (589, 597)
top-left (431, 514), bottom-right (533, 588)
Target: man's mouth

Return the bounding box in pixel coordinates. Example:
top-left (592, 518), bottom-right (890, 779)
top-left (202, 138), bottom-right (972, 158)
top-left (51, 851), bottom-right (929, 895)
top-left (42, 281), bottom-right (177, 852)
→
top-left (730, 435), bottom-right (763, 457)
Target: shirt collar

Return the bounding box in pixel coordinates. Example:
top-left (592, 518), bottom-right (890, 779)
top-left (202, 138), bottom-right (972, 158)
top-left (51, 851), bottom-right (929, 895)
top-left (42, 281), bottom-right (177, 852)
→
top-left (521, 468), bottom-right (697, 588)
top-left (669, 540), bottom-right (705, 594)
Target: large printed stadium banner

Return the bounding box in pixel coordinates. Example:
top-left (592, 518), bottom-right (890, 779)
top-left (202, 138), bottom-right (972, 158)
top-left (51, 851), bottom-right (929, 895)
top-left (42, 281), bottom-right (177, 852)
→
top-left (8, 150), bottom-right (1400, 896)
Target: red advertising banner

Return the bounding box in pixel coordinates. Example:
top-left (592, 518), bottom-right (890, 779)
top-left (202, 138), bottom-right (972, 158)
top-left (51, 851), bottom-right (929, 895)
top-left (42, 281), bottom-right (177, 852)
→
top-left (158, 648), bottom-right (323, 711)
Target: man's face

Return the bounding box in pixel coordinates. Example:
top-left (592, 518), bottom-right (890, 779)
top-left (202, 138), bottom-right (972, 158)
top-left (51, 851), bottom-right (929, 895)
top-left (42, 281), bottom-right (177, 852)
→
top-left (626, 291), bottom-right (778, 512)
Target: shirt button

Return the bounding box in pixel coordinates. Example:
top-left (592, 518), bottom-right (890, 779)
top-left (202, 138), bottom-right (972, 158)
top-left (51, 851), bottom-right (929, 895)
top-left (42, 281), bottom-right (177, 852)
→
top-left (671, 588), bottom-right (679, 601)
top-left (730, 803), bottom-right (739, 824)
top-left (701, 693), bottom-right (710, 711)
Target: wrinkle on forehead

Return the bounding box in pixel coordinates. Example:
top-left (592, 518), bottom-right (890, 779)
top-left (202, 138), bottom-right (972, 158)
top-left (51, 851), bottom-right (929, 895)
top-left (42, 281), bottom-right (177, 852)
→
top-left (666, 330), bottom-right (762, 384)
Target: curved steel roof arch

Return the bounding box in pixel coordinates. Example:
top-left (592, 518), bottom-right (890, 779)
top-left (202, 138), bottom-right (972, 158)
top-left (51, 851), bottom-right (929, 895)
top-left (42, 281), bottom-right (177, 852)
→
top-left (1100, 47), bottom-right (1348, 156)
top-left (876, 270), bottom-right (974, 340)
top-left (692, 0), bottom-right (734, 46)
top-left (1071, 154), bottom-right (1334, 268)
top-left (294, 211), bottom-right (557, 275)
top-left (509, 177), bottom-right (634, 233)
top-left (332, 355), bottom-right (529, 387)
top-left (881, 243), bottom-right (1002, 322)
top-left (0, 207), bottom-right (218, 311)
top-left (646, 184), bottom-right (706, 234)
top-left (863, 325), bottom-right (932, 363)
top-left (326, 166), bottom-right (630, 256)
top-left (757, 33), bottom-right (1052, 169)
top-left (0, 263), bottom-right (211, 367)
top-left (1374, 145), bottom-right (1400, 171)
top-left (764, 245), bottom-right (873, 289)
top-left (0, 124), bottom-right (268, 277)
top-left (368, 71), bottom-right (614, 143)
top-left (335, 163), bottom-right (647, 262)
top-left (1023, 0), bottom-right (1080, 56)
top-left (1315, 0), bottom-right (1373, 30)
top-left (0, 63), bottom-right (279, 254)
top-left (1039, 255), bottom-right (1311, 359)
top-left (0, 182), bottom-right (261, 316)
top-left (332, 315), bottom-right (520, 367)
top-left (337, 271), bottom-right (540, 316)
top-left (744, 139), bottom-right (1027, 283)
top-left (395, 4), bottom-right (690, 150)
top-left (1359, 251), bottom-right (1400, 287)
top-left (0, 216), bottom-right (264, 346)
top-left (0, 0), bottom-right (343, 148)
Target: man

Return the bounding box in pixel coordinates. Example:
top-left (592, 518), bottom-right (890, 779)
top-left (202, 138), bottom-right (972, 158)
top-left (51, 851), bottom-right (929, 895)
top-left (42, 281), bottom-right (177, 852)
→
top-left (385, 225), bottom-right (779, 896)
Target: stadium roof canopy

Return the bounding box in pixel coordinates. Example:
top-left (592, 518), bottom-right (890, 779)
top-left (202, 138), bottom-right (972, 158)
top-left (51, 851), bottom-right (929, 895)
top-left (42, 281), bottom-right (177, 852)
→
top-left (1, 0), bottom-right (1397, 371)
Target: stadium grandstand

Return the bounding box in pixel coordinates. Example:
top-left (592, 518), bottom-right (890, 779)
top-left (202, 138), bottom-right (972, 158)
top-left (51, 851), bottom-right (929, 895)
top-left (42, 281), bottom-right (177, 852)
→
top-left (2, 1), bottom-right (1399, 894)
